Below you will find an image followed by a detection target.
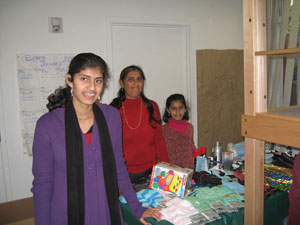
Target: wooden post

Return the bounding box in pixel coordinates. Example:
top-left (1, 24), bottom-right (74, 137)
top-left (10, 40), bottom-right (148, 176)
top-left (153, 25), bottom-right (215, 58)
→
top-left (243, 0), bottom-right (267, 224)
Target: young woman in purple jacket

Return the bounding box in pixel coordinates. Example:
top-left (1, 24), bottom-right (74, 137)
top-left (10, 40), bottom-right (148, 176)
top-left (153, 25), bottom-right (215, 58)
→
top-left (31, 53), bottom-right (161, 225)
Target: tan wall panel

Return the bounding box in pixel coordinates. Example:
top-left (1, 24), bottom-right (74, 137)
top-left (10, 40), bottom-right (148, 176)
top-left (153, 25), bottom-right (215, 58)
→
top-left (196, 49), bottom-right (244, 155)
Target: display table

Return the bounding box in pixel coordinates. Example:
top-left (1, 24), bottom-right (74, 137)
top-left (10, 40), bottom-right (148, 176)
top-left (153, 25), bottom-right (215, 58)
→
top-left (120, 190), bottom-right (289, 225)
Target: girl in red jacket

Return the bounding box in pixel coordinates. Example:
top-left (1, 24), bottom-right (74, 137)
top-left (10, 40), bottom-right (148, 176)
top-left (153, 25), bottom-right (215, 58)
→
top-left (162, 94), bottom-right (196, 169)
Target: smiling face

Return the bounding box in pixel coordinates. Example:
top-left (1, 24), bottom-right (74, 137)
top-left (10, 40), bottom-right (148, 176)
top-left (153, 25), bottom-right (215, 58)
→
top-left (66, 67), bottom-right (103, 109)
top-left (167, 100), bottom-right (186, 121)
top-left (120, 70), bottom-right (144, 99)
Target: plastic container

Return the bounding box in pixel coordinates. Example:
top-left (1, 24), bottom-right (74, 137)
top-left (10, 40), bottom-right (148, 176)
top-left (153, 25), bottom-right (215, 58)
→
top-left (195, 156), bottom-right (208, 172)
top-left (213, 141), bottom-right (222, 165)
top-left (223, 152), bottom-right (233, 170)
top-left (227, 143), bottom-right (238, 160)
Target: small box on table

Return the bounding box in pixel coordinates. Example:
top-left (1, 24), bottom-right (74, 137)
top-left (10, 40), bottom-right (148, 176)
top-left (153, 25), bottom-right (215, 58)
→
top-left (149, 162), bottom-right (194, 197)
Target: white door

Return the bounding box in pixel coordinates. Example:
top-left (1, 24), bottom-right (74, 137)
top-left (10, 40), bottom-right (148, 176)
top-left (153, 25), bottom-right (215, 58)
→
top-left (105, 21), bottom-right (191, 116)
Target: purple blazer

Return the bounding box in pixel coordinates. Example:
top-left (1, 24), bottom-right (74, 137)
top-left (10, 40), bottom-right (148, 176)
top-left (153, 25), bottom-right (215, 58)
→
top-left (31, 103), bottom-right (146, 225)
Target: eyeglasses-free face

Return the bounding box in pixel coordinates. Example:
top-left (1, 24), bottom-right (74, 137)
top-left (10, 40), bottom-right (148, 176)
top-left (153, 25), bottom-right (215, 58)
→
top-left (120, 70), bottom-right (144, 99)
top-left (167, 100), bottom-right (186, 121)
top-left (66, 67), bottom-right (103, 108)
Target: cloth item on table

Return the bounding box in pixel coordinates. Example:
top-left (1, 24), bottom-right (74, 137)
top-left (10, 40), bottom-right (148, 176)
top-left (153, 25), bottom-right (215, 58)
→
top-left (192, 171), bottom-right (222, 186)
top-left (272, 152), bottom-right (294, 169)
top-left (157, 189), bottom-right (176, 201)
top-left (234, 171), bottom-right (245, 186)
top-left (265, 152), bottom-right (273, 163)
top-left (209, 170), bottom-right (245, 194)
top-left (119, 189), bottom-right (165, 208)
top-left (160, 197), bottom-right (199, 225)
top-left (264, 164), bottom-right (293, 177)
top-left (183, 185), bottom-right (244, 213)
top-left (264, 168), bottom-right (293, 192)
top-left (222, 179), bottom-right (245, 195)
top-left (182, 196), bottom-right (211, 212)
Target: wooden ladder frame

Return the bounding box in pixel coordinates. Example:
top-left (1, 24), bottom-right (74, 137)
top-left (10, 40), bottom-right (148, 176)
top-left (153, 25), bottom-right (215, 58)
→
top-left (243, 0), bottom-right (300, 224)
top-left (243, 0), bottom-right (267, 224)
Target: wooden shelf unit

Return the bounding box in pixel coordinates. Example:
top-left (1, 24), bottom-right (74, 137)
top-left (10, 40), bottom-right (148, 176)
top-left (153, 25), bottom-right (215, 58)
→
top-left (255, 47), bottom-right (300, 57)
top-left (243, 105), bottom-right (300, 149)
top-left (242, 111), bottom-right (300, 149)
top-left (242, 0), bottom-right (299, 224)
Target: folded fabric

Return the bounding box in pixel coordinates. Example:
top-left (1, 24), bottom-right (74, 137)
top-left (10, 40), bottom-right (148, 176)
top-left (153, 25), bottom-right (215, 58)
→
top-left (119, 189), bottom-right (165, 207)
top-left (272, 152), bottom-right (294, 169)
top-left (193, 171), bottom-right (222, 186)
top-left (181, 196), bottom-right (211, 212)
top-left (160, 197), bottom-right (199, 225)
top-left (264, 168), bottom-right (293, 192)
top-left (157, 189), bottom-right (176, 201)
top-left (183, 185), bottom-right (244, 213)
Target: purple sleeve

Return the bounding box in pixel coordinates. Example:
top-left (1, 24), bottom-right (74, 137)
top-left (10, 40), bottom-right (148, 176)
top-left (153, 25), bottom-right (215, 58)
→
top-left (108, 107), bottom-right (147, 219)
top-left (288, 153), bottom-right (300, 225)
top-left (31, 116), bottom-right (54, 225)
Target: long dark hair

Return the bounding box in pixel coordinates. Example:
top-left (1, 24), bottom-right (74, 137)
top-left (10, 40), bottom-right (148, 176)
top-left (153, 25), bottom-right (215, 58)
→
top-left (110, 65), bottom-right (160, 127)
top-left (163, 93), bottom-right (189, 123)
top-left (46, 53), bottom-right (109, 111)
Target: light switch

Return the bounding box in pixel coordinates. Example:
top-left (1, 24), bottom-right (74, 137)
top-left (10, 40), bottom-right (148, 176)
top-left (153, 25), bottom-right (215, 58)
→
top-left (49, 17), bottom-right (63, 33)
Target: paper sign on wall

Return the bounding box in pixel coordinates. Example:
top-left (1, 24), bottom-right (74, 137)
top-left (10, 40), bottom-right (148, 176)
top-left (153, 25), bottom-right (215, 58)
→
top-left (16, 54), bottom-right (74, 155)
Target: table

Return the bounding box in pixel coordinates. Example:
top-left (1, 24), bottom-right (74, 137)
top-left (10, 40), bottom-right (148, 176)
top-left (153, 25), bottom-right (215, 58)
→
top-left (120, 190), bottom-right (289, 225)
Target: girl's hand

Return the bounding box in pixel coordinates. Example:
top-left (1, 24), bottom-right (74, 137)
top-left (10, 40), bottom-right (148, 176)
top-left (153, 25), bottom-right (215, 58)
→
top-left (139, 208), bottom-right (162, 225)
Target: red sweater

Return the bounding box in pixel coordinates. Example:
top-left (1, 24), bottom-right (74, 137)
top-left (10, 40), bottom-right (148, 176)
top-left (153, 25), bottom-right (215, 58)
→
top-left (118, 97), bottom-right (169, 173)
top-left (162, 122), bottom-right (196, 169)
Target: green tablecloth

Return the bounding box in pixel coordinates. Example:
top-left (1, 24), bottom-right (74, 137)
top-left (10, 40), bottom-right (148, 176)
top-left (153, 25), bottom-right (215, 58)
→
top-left (264, 190), bottom-right (289, 225)
top-left (120, 190), bottom-right (289, 225)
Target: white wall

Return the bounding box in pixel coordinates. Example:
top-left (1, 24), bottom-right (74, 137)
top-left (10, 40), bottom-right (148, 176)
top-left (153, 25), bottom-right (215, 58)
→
top-left (0, 0), bottom-right (243, 202)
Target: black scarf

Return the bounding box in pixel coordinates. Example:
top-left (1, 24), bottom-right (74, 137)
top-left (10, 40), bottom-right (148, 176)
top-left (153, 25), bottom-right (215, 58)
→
top-left (65, 102), bottom-right (121, 225)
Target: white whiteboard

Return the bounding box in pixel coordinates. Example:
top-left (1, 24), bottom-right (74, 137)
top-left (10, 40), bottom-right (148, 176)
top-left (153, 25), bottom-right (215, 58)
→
top-left (16, 54), bottom-right (74, 154)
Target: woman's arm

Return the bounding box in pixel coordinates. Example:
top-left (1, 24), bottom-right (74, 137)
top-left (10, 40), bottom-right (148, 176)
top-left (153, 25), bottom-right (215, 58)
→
top-left (31, 117), bottom-right (54, 225)
top-left (152, 102), bottom-right (170, 163)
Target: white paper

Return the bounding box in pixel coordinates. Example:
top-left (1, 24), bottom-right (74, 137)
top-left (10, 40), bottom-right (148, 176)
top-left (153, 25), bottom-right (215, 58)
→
top-left (16, 54), bottom-right (74, 154)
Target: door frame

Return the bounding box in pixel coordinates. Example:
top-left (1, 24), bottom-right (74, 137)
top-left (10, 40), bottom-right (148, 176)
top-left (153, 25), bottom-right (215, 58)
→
top-left (105, 17), bottom-right (198, 143)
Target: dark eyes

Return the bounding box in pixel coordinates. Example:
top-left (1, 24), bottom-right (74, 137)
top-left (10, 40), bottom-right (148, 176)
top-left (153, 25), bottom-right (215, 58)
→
top-left (170, 106), bottom-right (184, 110)
top-left (127, 77), bottom-right (143, 82)
top-left (80, 77), bottom-right (103, 84)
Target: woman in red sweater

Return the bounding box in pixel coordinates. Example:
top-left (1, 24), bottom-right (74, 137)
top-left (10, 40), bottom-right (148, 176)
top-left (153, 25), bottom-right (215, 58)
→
top-left (111, 65), bottom-right (169, 190)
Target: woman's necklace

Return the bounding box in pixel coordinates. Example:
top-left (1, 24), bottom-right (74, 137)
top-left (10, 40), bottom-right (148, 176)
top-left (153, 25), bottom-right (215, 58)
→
top-left (122, 98), bottom-right (143, 130)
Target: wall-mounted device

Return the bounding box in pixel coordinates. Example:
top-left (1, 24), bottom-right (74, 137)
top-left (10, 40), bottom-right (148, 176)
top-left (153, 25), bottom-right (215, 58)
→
top-left (49, 17), bottom-right (63, 33)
